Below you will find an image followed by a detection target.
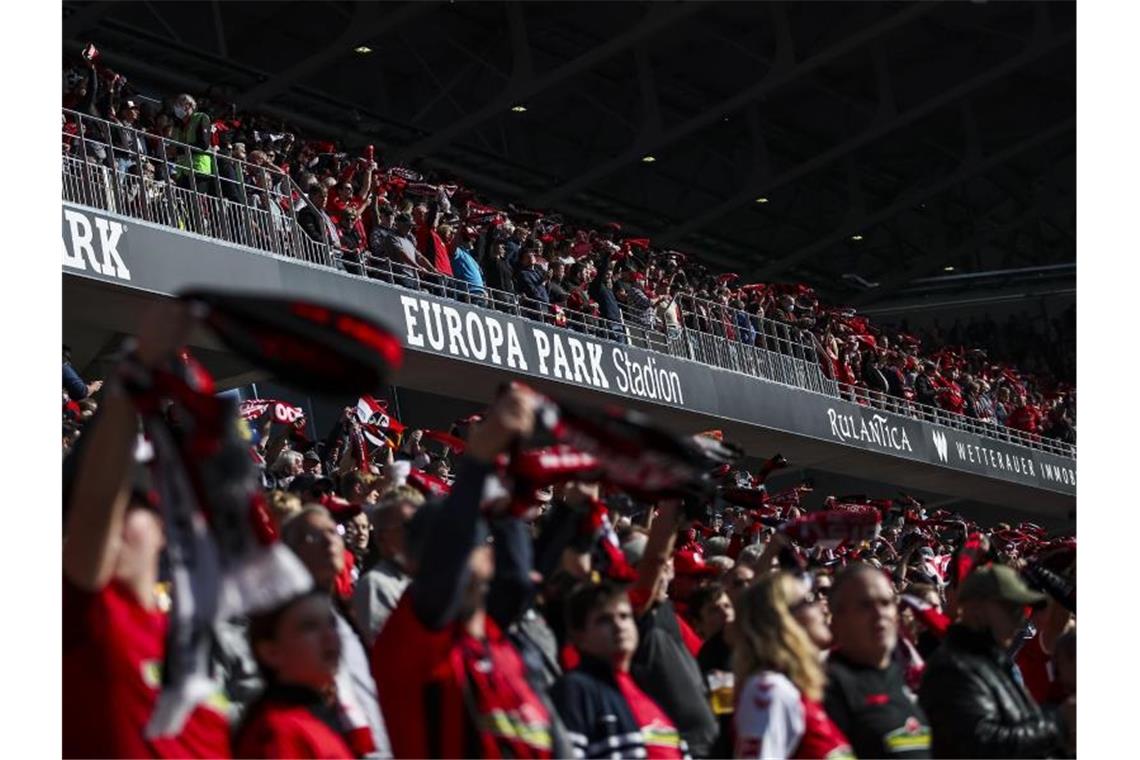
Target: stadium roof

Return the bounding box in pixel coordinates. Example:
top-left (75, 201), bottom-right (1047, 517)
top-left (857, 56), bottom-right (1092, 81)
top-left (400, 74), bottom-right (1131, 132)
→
top-left (63, 0), bottom-right (1075, 307)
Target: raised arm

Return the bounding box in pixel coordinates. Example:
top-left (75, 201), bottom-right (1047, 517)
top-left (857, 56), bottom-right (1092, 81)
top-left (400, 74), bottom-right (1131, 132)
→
top-left (410, 387), bottom-right (538, 628)
top-left (63, 302), bottom-right (190, 591)
top-left (630, 498), bottom-right (682, 616)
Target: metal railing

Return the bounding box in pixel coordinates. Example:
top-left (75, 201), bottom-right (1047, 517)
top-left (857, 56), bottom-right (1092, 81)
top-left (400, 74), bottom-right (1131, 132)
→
top-left (61, 108), bottom-right (1074, 462)
top-left (836, 382), bottom-right (1076, 458)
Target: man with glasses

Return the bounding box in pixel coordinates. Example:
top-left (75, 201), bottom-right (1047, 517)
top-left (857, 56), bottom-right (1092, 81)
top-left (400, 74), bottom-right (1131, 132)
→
top-left (352, 489), bottom-right (423, 645)
top-left (282, 506), bottom-right (392, 758)
top-left (823, 564), bottom-right (932, 758)
top-left (918, 564), bottom-right (1074, 758)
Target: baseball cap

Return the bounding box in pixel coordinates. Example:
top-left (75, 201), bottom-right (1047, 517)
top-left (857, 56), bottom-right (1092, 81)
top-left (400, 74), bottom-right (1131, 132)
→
top-left (288, 473), bottom-right (335, 496)
top-left (674, 549), bottom-right (719, 578)
top-left (958, 565), bottom-right (1048, 609)
top-left (303, 450), bottom-right (321, 462)
top-left (395, 212), bottom-right (413, 225)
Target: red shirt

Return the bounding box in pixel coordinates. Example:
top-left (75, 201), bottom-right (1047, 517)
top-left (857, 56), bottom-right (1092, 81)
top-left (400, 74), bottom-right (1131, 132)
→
top-left (372, 595), bottom-right (553, 758)
top-left (614, 670), bottom-right (686, 758)
top-left (735, 671), bottom-right (852, 759)
top-left (236, 692), bottom-right (354, 759)
top-left (63, 578), bottom-right (232, 759)
top-left (1008, 405), bottom-right (1041, 434)
top-left (1016, 631), bottom-right (1070, 705)
top-left (416, 225), bottom-right (454, 277)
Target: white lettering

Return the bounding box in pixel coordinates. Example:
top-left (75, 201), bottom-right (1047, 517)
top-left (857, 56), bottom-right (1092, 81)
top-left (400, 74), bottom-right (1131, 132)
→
top-left (443, 307), bottom-right (470, 358)
top-left (401, 295), bottom-right (425, 348)
top-left (93, 218), bottom-right (130, 280)
top-left (486, 317), bottom-right (504, 365)
top-left (613, 347), bottom-right (629, 392)
top-left (552, 334), bottom-right (572, 380)
top-left (568, 337), bottom-right (589, 385)
top-left (588, 343), bottom-right (610, 389)
top-left (506, 324), bottom-right (528, 371)
top-left (423, 301), bottom-right (446, 351)
top-left (465, 311), bottom-right (487, 360)
top-left (532, 328), bottom-right (551, 375)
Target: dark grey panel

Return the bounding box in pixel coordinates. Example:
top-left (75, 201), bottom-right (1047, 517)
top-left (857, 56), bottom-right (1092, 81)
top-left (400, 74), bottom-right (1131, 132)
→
top-left (63, 203), bottom-right (1076, 505)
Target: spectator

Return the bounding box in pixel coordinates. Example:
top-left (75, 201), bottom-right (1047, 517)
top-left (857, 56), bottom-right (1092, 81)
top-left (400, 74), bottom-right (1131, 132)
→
top-left (63, 314), bottom-right (232, 758)
top-left (367, 201), bottom-right (396, 274)
top-left (281, 507), bottom-right (392, 757)
top-left (863, 352), bottom-right (891, 397)
top-left (551, 582), bottom-right (687, 758)
top-left (994, 386), bottom-right (1012, 426)
top-left (733, 572), bottom-right (853, 759)
top-left (371, 387), bottom-right (558, 758)
top-left (691, 583), bottom-right (737, 757)
top-left (479, 230), bottom-right (517, 297)
top-left (342, 509), bottom-right (373, 575)
top-left (448, 224), bottom-right (486, 300)
top-left (824, 564), bottom-right (932, 758)
top-left (297, 185), bottom-right (341, 249)
top-left (382, 212), bottom-right (436, 285)
top-left (352, 489), bottom-right (423, 645)
top-left (627, 500), bottom-right (720, 756)
top-left (732, 298), bottom-right (757, 346)
top-left (301, 449), bottom-right (322, 476)
top-left (169, 93), bottom-right (215, 193)
top-left (235, 591), bottom-right (357, 758)
top-left (271, 450), bottom-right (304, 489)
top-left (588, 247), bottom-right (625, 343)
top-left (914, 363), bottom-right (938, 408)
top-left (516, 241), bottom-right (551, 319)
top-left (63, 345), bottom-right (102, 401)
top-left (415, 199), bottom-right (453, 278)
top-left (546, 259), bottom-right (570, 307)
top-left (1007, 394), bottom-right (1041, 435)
top-left (918, 565), bottom-right (1073, 758)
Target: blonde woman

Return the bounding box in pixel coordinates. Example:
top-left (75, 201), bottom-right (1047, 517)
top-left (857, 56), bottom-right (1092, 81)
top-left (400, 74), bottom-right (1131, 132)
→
top-left (733, 572), bottom-right (854, 759)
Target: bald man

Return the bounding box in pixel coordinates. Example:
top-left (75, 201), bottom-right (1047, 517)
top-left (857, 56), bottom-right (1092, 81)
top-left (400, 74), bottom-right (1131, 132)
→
top-left (823, 564), bottom-right (932, 758)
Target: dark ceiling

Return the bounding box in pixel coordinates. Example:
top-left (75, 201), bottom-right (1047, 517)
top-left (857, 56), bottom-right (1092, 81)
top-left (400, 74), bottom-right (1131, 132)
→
top-left (62, 1), bottom-right (1076, 308)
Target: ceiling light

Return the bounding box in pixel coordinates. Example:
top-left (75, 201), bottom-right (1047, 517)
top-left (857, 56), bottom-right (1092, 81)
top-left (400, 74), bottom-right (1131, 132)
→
top-left (850, 234), bottom-right (864, 242)
top-left (510, 105), bottom-right (527, 113)
top-left (943, 265), bottom-right (956, 272)
top-left (354, 45), bottom-right (373, 54)
top-left (755, 197), bottom-right (769, 204)
top-left (641, 155), bottom-right (657, 163)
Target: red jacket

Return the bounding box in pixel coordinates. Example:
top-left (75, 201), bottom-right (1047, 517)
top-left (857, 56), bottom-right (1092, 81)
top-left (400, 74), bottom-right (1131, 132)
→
top-left (373, 595), bottom-right (553, 758)
top-left (236, 686), bottom-right (355, 759)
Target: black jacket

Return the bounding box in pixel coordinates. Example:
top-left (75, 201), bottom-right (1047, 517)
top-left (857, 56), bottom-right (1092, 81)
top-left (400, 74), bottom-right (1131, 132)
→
top-left (918, 624), bottom-right (1066, 758)
top-left (551, 654), bottom-right (689, 759)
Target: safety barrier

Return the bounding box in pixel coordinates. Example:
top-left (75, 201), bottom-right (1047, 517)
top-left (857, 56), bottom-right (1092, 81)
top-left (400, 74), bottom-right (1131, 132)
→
top-left (61, 108), bottom-right (1074, 461)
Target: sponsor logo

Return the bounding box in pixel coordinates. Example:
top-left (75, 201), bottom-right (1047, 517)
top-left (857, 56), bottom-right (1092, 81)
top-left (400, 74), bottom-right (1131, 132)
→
top-left (931, 430), bottom-right (949, 462)
top-left (62, 208), bottom-right (131, 281)
top-left (884, 718), bottom-right (931, 751)
top-left (399, 294), bottom-right (685, 405)
top-left (826, 408), bottom-right (913, 452)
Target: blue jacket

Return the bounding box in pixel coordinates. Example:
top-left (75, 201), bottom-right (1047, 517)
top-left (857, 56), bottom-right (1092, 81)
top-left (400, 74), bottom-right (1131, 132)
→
top-left (63, 363), bottom-right (88, 400)
top-left (450, 245), bottom-right (485, 295)
top-left (734, 310), bottom-right (757, 345)
top-left (516, 267), bottom-right (550, 308)
top-left (551, 654), bottom-right (690, 759)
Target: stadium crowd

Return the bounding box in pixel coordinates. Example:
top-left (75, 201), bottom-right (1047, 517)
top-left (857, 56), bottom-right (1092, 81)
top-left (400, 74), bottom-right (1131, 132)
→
top-left (63, 46), bottom-right (1075, 447)
top-left (62, 311), bottom-right (1076, 758)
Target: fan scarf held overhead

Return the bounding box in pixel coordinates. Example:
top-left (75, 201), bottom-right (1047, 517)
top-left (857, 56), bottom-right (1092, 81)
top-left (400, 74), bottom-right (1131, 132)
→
top-left (529, 386), bottom-right (743, 504)
top-left (139, 290), bottom-right (404, 739)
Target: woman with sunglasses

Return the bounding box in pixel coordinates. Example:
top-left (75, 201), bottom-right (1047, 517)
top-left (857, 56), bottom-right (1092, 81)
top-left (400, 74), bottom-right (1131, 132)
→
top-left (732, 572), bottom-right (853, 759)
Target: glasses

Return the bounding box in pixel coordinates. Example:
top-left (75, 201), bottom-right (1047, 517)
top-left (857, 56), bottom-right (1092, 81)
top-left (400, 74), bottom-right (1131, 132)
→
top-left (789, 591), bottom-right (820, 612)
